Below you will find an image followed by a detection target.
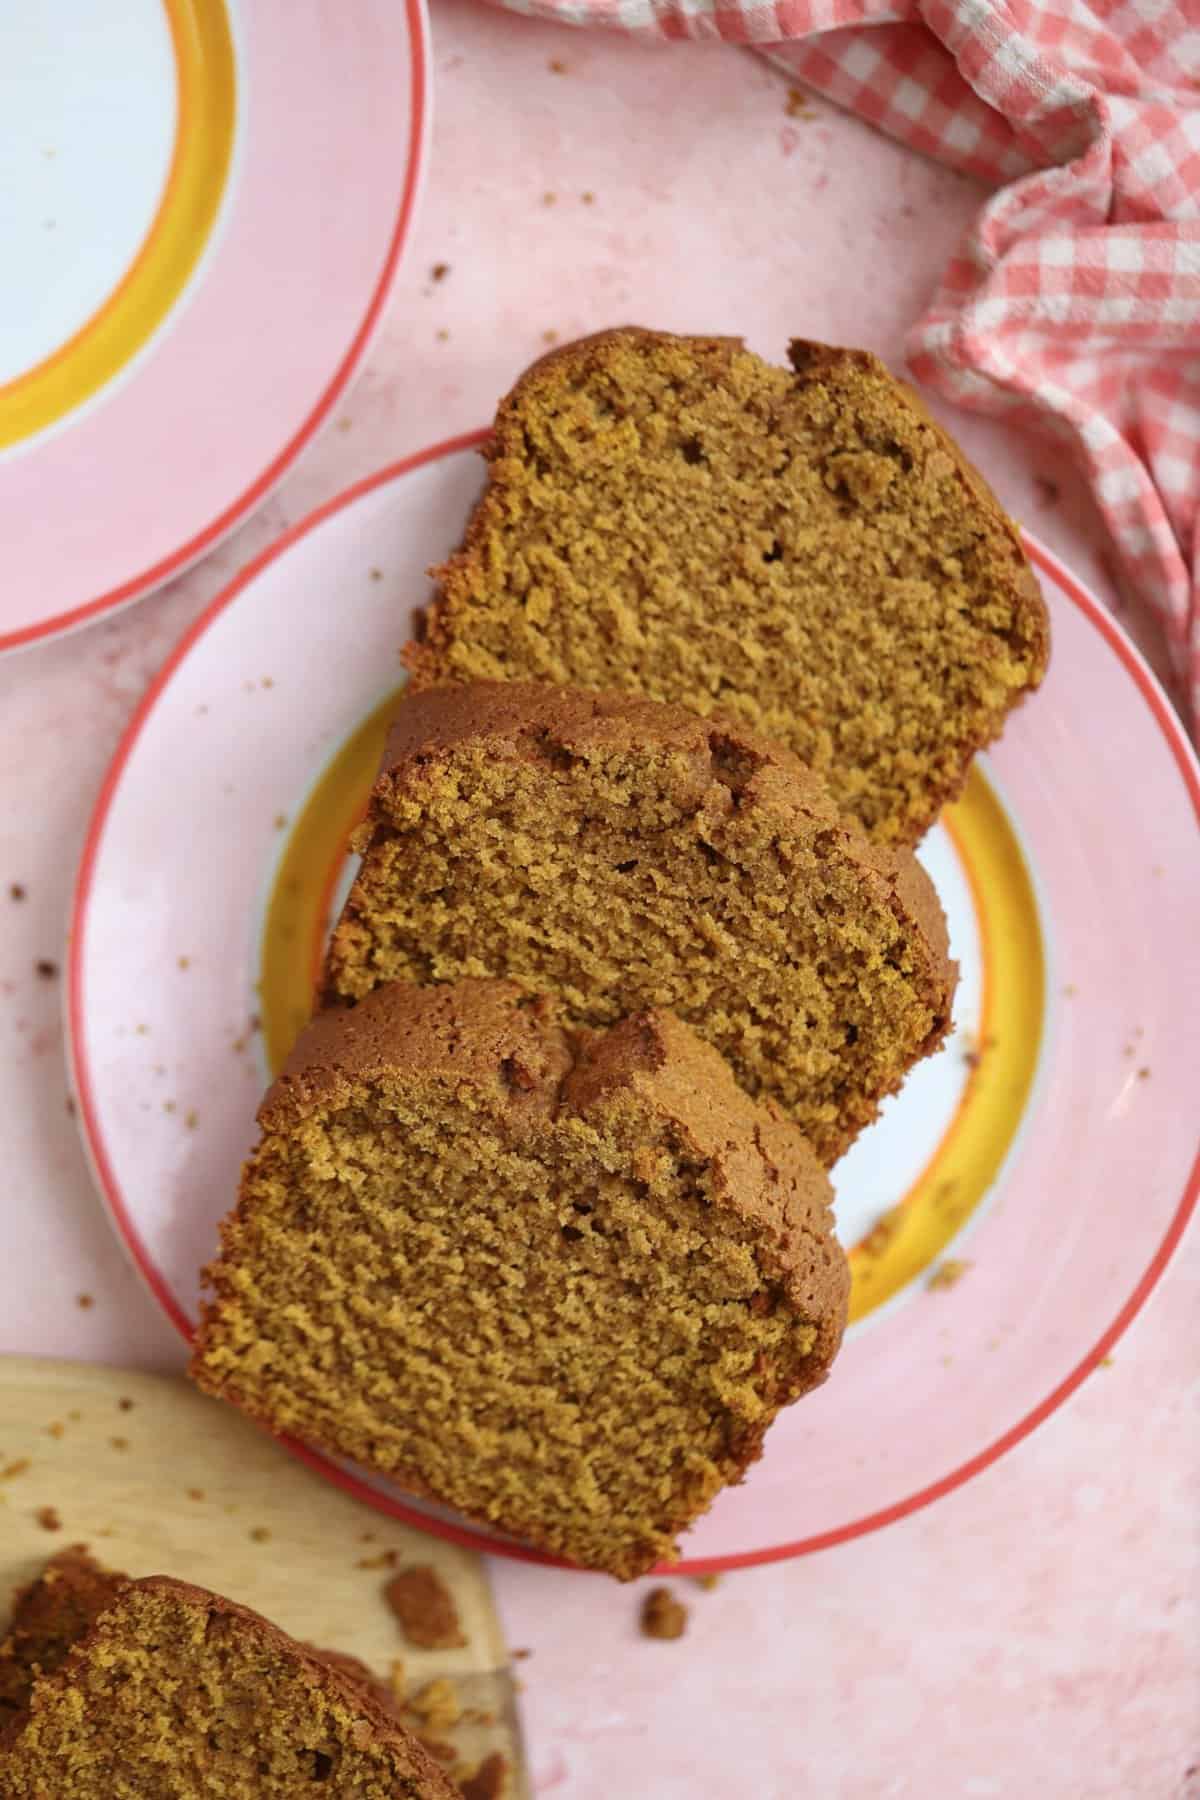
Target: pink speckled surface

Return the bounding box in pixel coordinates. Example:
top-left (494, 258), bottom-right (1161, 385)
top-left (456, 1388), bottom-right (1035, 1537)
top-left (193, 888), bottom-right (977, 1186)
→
top-left (1, 8), bottom-right (1196, 1795)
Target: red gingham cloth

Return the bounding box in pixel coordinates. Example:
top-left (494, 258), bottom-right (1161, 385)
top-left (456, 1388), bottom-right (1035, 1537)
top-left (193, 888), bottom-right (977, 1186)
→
top-left (495, 0), bottom-right (1200, 731)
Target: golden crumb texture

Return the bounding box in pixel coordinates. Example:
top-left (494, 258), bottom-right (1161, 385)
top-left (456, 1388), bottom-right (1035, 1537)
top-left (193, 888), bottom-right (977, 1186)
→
top-left (405, 327), bottom-right (1049, 844)
top-left (323, 680), bottom-right (955, 1164)
top-left (191, 978), bottom-right (850, 1578)
top-left (0, 1556), bottom-right (457, 1798)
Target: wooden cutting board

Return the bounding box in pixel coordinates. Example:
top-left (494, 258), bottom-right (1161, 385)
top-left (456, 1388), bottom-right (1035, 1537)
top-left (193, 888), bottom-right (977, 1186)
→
top-left (0, 1358), bottom-right (527, 1797)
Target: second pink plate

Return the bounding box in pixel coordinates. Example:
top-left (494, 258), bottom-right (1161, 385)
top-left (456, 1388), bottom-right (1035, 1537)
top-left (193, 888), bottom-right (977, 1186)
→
top-left (68, 440), bottom-right (1200, 1572)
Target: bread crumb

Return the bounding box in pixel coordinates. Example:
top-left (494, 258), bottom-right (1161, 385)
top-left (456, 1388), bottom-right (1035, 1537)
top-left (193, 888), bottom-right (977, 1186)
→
top-left (641, 1586), bottom-right (688, 1640)
top-left (10, 883), bottom-right (26, 901)
top-left (67, 1410), bottom-right (81, 1423)
top-left (511, 1647), bottom-right (532, 1660)
top-left (187, 1487), bottom-right (205, 1501)
top-left (581, 191), bottom-right (595, 204)
top-left (859, 1205), bottom-right (903, 1259)
top-left (118, 1398), bottom-right (134, 1412)
top-left (384, 1566), bottom-right (466, 1649)
top-left (409, 1676), bottom-right (461, 1733)
top-left (35, 959), bottom-right (58, 980)
top-left (45, 1422), bottom-right (65, 1440)
top-left (76, 1293), bottom-right (94, 1310)
top-left (1137, 1066), bottom-right (1151, 1081)
top-left (356, 1550), bottom-right (398, 1570)
top-left (64, 1095), bottom-right (76, 1117)
top-left (2, 1459), bottom-right (31, 1480)
top-left (36, 1505), bottom-right (61, 1531)
top-left (185, 1109), bottom-right (199, 1130)
top-left (435, 329), bottom-right (450, 343)
top-left (370, 567), bottom-right (383, 582)
top-left (110, 1437), bottom-right (129, 1451)
top-left (249, 1526), bottom-right (271, 1543)
top-left (337, 416), bottom-right (353, 433)
top-left (541, 330), bottom-right (558, 345)
top-left (431, 262), bottom-right (450, 282)
top-left (548, 57), bottom-right (567, 73)
top-left (785, 85), bottom-right (814, 119)
top-left (417, 1737), bottom-right (459, 1766)
top-left (1099, 1354), bottom-right (1115, 1368)
top-left (460, 1753), bottom-right (510, 1800)
top-left (693, 1572), bottom-right (721, 1591)
top-left (1033, 475), bottom-right (1060, 507)
top-left (927, 1259), bottom-right (972, 1291)
top-left (542, 191), bottom-right (556, 206)
top-left (177, 955), bottom-right (191, 970)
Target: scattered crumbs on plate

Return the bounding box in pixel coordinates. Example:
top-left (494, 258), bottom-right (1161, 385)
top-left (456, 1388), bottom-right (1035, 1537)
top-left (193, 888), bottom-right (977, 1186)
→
top-left (548, 56), bottom-right (567, 73)
top-left (67, 1410), bottom-right (81, 1423)
top-left (262, 676), bottom-right (275, 689)
top-left (927, 1259), bottom-right (972, 1291)
top-left (1062, 982), bottom-right (1078, 997)
top-left (640, 1586), bottom-right (688, 1640)
top-left (459, 1753), bottom-right (510, 1800)
top-left (9, 883), bottom-right (26, 901)
top-left (384, 1566), bottom-right (467, 1650)
top-left (249, 1526), bottom-right (271, 1543)
top-left (185, 1109), bottom-right (199, 1130)
top-left (153, 1063), bottom-right (166, 1076)
top-left (118, 1397), bottom-right (135, 1412)
top-left (45, 1422), bottom-right (64, 1440)
top-left (1151, 864), bottom-right (1163, 877)
top-left (274, 813), bottom-right (288, 830)
top-left (435, 328), bottom-right (450, 343)
top-left (938, 1353), bottom-right (954, 1367)
top-left (177, 955), bottom-right (191, 970)
top-left (36, 1505), bottom-right (61, 1532)
top-left (110, 1437), bottom-right (129, 1452)
top-left (409, 1676), bottom-right (461, 1732)
top-left (163, 1100), bottom-right (176, 1115)
top-left (187, 1487), bottom-right (205, 1501)
top-left (370, 567), bottom-right (383, 582)
top-left (541, 330), bottom-right (558, 345)
top-left (542, 191), bottom-right (557, 206)
top-left (511, 1647), bottom-right (532, 1661)
top-left (337, 416), bottom-right (353, 433)
top-left (693, 1573), bottom-right (721, 1592)
top-left (76, 1293), bottom-right (94, 1310)
top-left (784, 85), bottom-right (814, 119)
top-left (134, 1023), bottom-right (148, 1036)
top-left (581, 191), bottom-right (595, 205)
top-left (195, 703), bottom-right (209, 716)
top-left (431, 262), bottom-right (450, 282)
top-left (1033, 475), bottom-right (1061, 508)
top-left (357, 1549), bottom-right (399, 1571)
top-left (64, 1095), bottom-right (76, 1117)
top-left (359, 1530), bottom-right (377, 1543)
top-left (1099, 1354), bottom-right (1115, 1368)
top-left (1, 1459), bottom-right (31, 1481)
top-left (35, 959), bottom-right (58, 980)
top-left (1137, 1067), bottom-right (1151, 1081)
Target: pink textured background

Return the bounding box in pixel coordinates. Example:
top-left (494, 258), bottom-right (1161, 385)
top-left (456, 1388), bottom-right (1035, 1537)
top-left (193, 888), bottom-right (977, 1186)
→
top-left (0, 8), bottom-right (1195, 1794)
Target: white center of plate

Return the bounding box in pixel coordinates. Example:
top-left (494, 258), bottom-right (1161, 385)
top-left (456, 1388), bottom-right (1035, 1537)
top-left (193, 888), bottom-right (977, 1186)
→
top-left (0, 0), bottom-right (176, 384)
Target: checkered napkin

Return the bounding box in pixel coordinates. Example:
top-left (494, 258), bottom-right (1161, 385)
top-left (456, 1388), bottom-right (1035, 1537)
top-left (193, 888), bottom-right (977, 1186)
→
top-left (495, 0), bottom-right (1200, 731)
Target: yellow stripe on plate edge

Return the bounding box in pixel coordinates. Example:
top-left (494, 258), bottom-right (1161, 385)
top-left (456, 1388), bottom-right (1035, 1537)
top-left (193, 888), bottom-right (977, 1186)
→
top-left (0, 1), bottom-right (235, 450)
top-left (260, 709), bottom-right (1045, 1321)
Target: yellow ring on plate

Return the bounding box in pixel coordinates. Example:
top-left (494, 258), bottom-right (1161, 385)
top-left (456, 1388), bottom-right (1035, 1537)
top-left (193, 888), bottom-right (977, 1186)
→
top-left (261, 709), bottom-right (1045, 1321)
top-left (0, 0), bottom-right (235, 451)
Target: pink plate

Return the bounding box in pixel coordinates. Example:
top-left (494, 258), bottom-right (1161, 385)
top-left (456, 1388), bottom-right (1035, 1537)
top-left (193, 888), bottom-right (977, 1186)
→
top-left (68, 439), bottom-right (1200, 1573)
top-left (0, 0), bottom-right (428, 653)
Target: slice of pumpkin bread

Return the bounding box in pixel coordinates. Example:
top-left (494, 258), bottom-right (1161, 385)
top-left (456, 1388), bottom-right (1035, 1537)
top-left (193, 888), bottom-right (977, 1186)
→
top-left (191, 979), bottom-right (850, 1579)
top-left (405, 327), bottom-right (1049, 844)
top-left (323, 681), bottom-right (954, 1166)
top-left (1, 1554), bottom-right (457, 1797)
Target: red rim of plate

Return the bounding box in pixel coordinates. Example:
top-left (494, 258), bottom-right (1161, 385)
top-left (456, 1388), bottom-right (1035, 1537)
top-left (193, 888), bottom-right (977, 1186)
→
top-left (0, 0), bottom-right (430, 656)
top-left (67, 444), bottom-right (1200, 1575)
